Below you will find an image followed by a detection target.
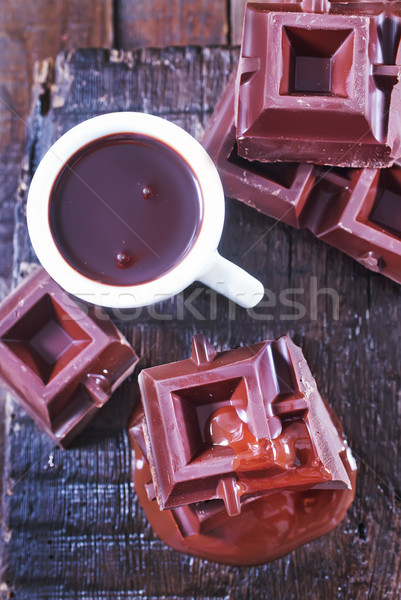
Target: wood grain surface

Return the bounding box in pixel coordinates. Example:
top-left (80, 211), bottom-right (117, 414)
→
top-left (115, 0), bottom-right (228, 48)
top-left (1, 47), bottom-right (400, 600)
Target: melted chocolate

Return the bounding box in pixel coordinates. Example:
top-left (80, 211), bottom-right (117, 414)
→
top-left (130, 335), bottom-right (357, 565)
top-left (129, 407), bottom-right (356, 566)
top-left (49, 133), bottom-right (202, 285)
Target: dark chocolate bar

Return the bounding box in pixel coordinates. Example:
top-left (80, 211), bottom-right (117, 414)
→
top-left (203, 72), bottom-right (314, 228)
top-left (202, 74), bottom-right (401, 285)
top-left (0, 267), bottom-right (139, 447)
top-left (138, 334), bottom-right (351, 516)
top-left (235, 2), bottom-right (401, 167)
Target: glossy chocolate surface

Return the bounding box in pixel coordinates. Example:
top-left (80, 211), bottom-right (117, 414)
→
top-left (236, 2), bottom-right (401, 167)
top-left (202, 72), bottom-right (314, 228)
top-left (0, 267), bottom-right (139, 447)
top-left (50, 133), bottom-right (202, 285)
top-left (139, 335), bottom-right (351, 514)
top-left (130, 335), bottom-right (356, 565)
top-left (202, 74), bottom-right (401, 285)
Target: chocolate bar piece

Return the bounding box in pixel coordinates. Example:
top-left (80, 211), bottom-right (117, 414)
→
top-left (129, 409), bottom-right (234, 537)
top-left (138, 334), bottom-right (352, 515)
top-left (130, 335), bottom-right (356, 565)
top-left (202, 74), bottom-right (401, 285)
top-left (0, 267), bottom-right (139, 447)
top-left (236, 2), bottom-right (401, 167)
top-left (203, 71), bottom-right (314, 228)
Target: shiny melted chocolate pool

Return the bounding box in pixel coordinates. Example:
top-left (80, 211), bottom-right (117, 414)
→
top-left (49, 133), bottom-right (202, 285)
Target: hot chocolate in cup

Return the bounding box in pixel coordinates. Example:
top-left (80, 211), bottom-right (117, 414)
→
top-left (27, 112), bottom-right (264, 309)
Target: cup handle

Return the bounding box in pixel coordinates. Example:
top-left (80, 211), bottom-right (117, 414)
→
top-left (198, 250), bottom-right (264, 308)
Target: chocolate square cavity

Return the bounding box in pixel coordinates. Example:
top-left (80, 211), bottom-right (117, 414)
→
top-left (294, 55), bottom-right (332, 94)
top-left (369, 168), bottom-right (401, 237)
top-left (0, 267), bottom-right (139, 447)
top-left (138, 334), bottom-right (351, 516)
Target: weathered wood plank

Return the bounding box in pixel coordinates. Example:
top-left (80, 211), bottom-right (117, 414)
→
top-left (0, 0), bottom-right (113, 148)
top-left (115, 0), bottom-right (228, 48)
top-left (229, 0), bottom-right (266, 45)
top-left (2, 47), bottom-right (401, 600)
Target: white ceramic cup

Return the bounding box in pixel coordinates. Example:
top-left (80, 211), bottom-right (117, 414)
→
top-left (27, 112), bottom-right (264, 309)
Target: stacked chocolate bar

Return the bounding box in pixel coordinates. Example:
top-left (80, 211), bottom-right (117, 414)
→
top-left (202, 0), bottom-right (401, 284)
top-left (130, 334), bottom-right (356, 565)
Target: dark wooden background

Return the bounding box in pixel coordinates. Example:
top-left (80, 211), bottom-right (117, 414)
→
top-left (1, 4), bottom-right (401, 600)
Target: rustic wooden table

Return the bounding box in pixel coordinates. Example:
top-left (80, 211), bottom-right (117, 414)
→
top-left (1, 46), bottom-right (400, 600)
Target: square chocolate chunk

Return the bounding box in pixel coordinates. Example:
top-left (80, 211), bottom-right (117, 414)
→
top-left (139, 335), bottom-right (350, 516)
top-left (0, 267), bottom-right (139, 447)
top-left (236, 3), bottom-right (401, 167)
